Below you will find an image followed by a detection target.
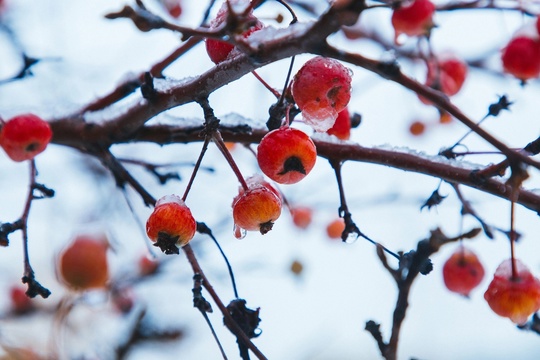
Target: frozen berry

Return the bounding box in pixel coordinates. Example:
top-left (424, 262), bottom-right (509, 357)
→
top-left (442, 246), bottom-right (485, 297)
top-left (501, 36), bottom-right (540, 81)
top-left (391, 0), bottom-right (435, 42)
top-left (0, 114), bottom-right (52, 162)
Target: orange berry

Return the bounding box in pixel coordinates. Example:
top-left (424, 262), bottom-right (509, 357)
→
top-left (58, 234), bottom-right (110, 291)
top-left (409, 121), bottom-right (426, 136)
top-left (326, 218), bottom-right (345, 240)
top-left (290, 206), bottom-right (313, 229)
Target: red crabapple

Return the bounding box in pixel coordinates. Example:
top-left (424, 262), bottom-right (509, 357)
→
top-left (161, 0), bottom-right (182, 18)
top-left (442, 246), bottom-right (485, 297)
top-left (391, 0), bottom-right (435, 42)
top-left (232, 177), bottom-right (282, 235)
top-left (427, 55), bottom-right (468, 96)
top-left (290, 206), bottom-right (313, 229)
top-left (257, 127), bottom-right (317, 184)
top-left (409, 120), bottom-right (426, 136)
top-left (501, 36), bottom-right (540, 81)
top-left (10, 286), bottom-right (33, 314)
top-left (484, 259), bottom-right (540, 325)
top-left (58, 233), bottom-right (110, 291)
top-left (326, 218), bottom-right (345, 240)
top-left (205, 0), bottom-right (263, 64)
top-left (292, 56), bottom-right (352, 132)
top-left (146, 195), bottom-right (197, 254)
top-left (326, 108), bottom-right (351, 140)
top-left (0, 114), bottom-right (52, 162)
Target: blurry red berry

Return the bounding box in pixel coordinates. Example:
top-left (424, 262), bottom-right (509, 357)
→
top-left (292, 56), bottom-right (352, 132)
top-left (58, 234), bottom-right (110, 291)
top-left (0, 114), bottom-right (52, 162)
top-left (257, 127), bottom-right (317, 184)
top-left (290, 206), bottom-right (313, 229)
top-left (501, 36), bottom-right (540, 81)
top-left (138, 254), bottom-right (159, 276)
top-left (442, 247), bottom-right (485, 297)
top-left (391, 0), bottom-right (435, 42)
top-left (10, 286), bottom-right (33, 314)
top-left (146, 195), bottom-right (197, 250)
top-left (232, 177), bottom-right (282, 234)
top-left (484, 259), bottom-right (540, 324)
top-left (326, 218), bottom-right (345, 240)
top-left (409, 120), bottom-right (426, 136)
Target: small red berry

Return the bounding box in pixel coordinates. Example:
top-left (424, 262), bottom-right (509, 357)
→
top-left (501, 36), bottom-right (540, 81)
top-left (428, 55), bottom-right (468, 96)
top-left (292, 56), bottom-right (352, 132)
top-left (232, 177), bottom-right (282, 235)
top-left (257, 127), bottom-right (317, 184)
top-left (10, 286), bottom-right (33, 314)
top-left (442, 246), bottom-right (485, 297)
top-left (326, 218), bottom-right (345, 240)
top-left (146, 195), bottom-right (197, 254)
top-left (391, 0), bottom-right (435, 42)
top-left (484, 259), bottom-right (540, 325)
top-left (290, 206), bottom-right (313, 229)
top-left (326, 108), bottom-right (351, 140)
top-left (0, 114), bottom-right (52, 162)
top-left (162, 0), bottom-right (182, 18)
top-left (58, 234), bottom-right (110, 291)
top-left (138, 254), bottom-right (159, 276)
top-left (409, 120), bottom-right (426, 136)
top-left (205, 1), bottom-right (263, 64)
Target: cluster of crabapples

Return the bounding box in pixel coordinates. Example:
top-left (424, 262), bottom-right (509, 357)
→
top-left (442, 245), bottom-right (540, 325)
top-left (146, 2), bottom-right (354, 249)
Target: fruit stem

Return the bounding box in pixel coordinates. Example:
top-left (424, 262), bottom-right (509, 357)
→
top-left (251, 71), bottom-right (281, 98)
top-left (182, 137), bottom-right (212, 202)
top-left (510, 196), bottom-right (518, 280)
top-left (213, 131), bottom-right (249, 191)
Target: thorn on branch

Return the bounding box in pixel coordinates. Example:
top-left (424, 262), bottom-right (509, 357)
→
top-left (420, 189), bottom-right (446, 211)
top-left (105, 2), bottom-right (166, 32)
top-left (32, 183), bottom-right (55, 199)
top-left (488, 95), bottom-right (512, 117)
top-left (193, 274), bottom-right (213, 313)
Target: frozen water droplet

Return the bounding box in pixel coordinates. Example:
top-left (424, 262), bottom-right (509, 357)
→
top-left (234, 224), bottom-right (246, 240)
top-left (344, 232), bottom-right (359, 244)
top-left (302, 106), bottom-right (338, 132)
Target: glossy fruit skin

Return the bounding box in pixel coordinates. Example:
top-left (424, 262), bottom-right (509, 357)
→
top-left (442, 247), bottom-right (485, 297)
top-left (484, 259), bottom-right (540, 325)
top-left (58, 234), bottom-right (109, 291)
top-left (501, 36), bottom-right (540, 81)
top-left (232, 180), bottom-right (282, 234)
top-left (326, 109), bottom-right (351, 140)
top-left (391, 0), bottom-right (435, 40)
top-left (0, 114), bottom-right (52, 162)
top-left (290, 206), bottom-right (313, 229)
top-left (292, 56), bottom-right (352, 132)
top-left (326, 218), bottom-right (345, 239)
top-left (205, 1), bottom-right (262, 64)
top-left (257, 127), bottom-right (317, 184)
top-left (146, 195), bottom-right (197, 247)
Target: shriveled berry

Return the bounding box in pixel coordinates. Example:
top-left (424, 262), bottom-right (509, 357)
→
top-left (0, 114), bottom-right (52, 162)
top-left (292, 56), bottom-right (352, 132)
top-left (484, 259), bottom-right (540, 325)
top-left (58, 234), bottom-right (110, 291)
top-left (146, 195), bottom-right (197, 254)
top-left (257, 127), bottom-right (317, 184)
top-left (442, 246), bottom-right (485, 297)
top-left (501, 36), bottom-right (540, 81)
